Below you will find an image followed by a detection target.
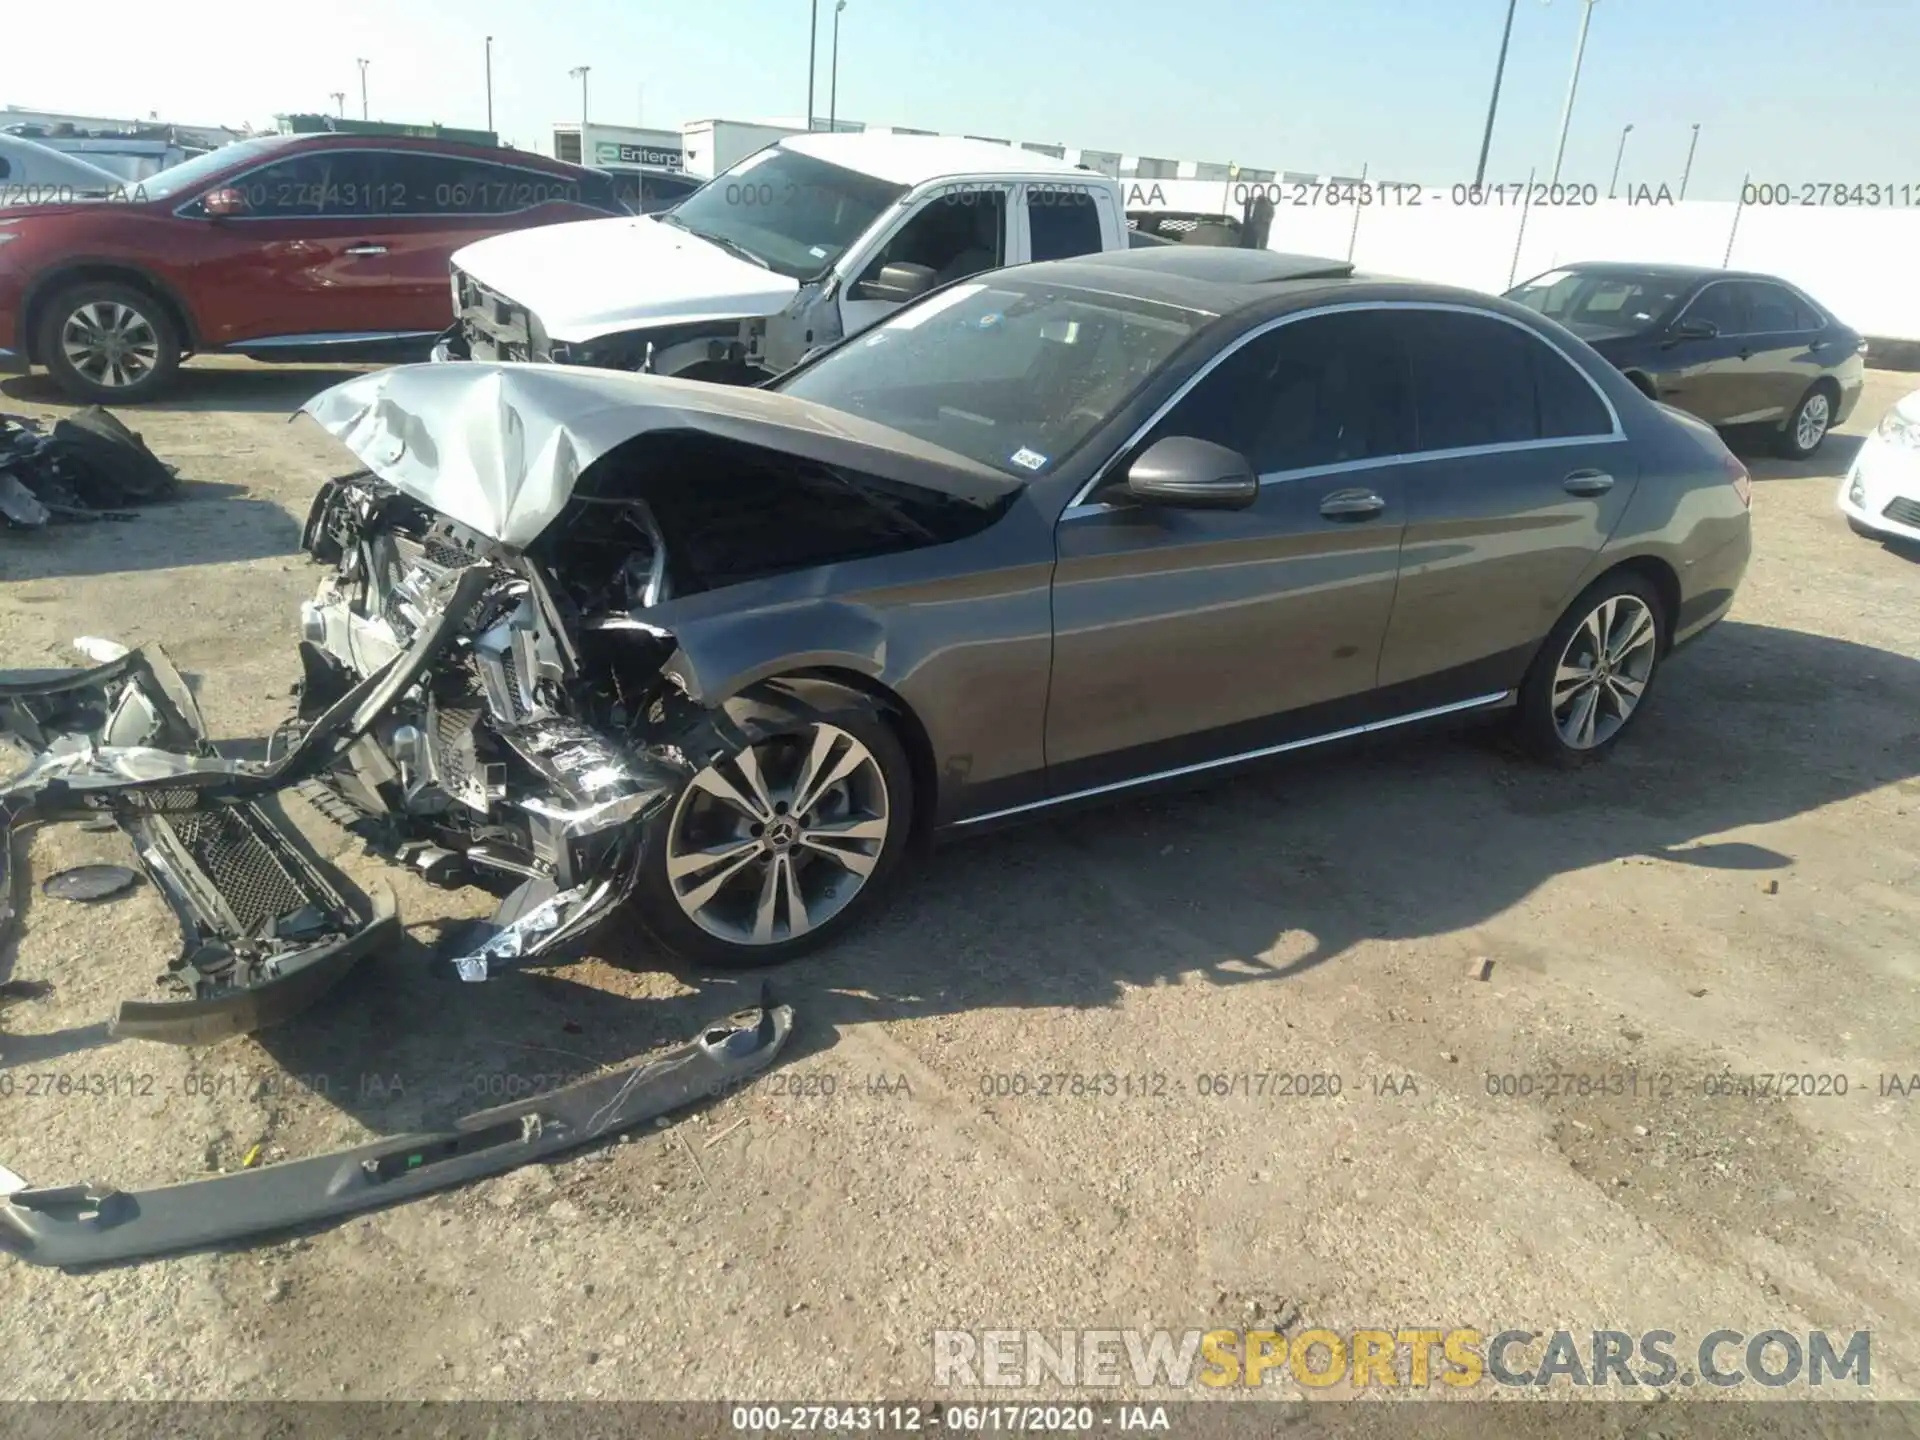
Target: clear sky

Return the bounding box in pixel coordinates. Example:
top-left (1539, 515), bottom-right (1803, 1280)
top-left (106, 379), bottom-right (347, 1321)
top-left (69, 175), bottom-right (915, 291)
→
top-left (11, 0), bottom-right (1917, 200)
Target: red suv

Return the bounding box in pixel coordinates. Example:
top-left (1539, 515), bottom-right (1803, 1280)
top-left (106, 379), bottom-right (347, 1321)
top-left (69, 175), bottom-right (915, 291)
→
top-left (0, 133), bottom-right (624, 403)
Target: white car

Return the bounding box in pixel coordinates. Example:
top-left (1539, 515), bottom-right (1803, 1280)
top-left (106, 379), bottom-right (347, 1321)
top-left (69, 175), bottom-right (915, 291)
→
top-left (1839, 388), bottom-right (1920, 542)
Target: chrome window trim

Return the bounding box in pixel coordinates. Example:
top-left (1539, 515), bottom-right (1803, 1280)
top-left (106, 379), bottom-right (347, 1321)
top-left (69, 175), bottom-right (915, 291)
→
top-left (172, 147), bottom-right (603, 222)
top-left (1674, 276), bottom-right (1829, 340)
top-left (952, 690), bottom-right (1514, 827)
top-left (1064, 300), bottom-right (1625, 512)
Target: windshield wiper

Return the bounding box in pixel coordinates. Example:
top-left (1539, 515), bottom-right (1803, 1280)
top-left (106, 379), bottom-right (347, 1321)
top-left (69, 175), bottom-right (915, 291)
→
top-left (680, 226), bottom-right (772, 270)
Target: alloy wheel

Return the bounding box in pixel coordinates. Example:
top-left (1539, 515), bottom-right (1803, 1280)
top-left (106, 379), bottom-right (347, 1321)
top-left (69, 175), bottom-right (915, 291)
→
top-left (665, 722), bottom-right (890, 946)
top-left (59, 301), bottom-right (162, 390)
top-left (1551, 594), bottom-right (1657, 750)
top-left (1795, 391), bottom-right (1831, 453)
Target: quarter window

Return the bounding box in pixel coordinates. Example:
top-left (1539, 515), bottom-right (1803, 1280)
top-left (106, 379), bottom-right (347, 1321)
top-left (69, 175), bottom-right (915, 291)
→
top-left (1150, 311), bottom-right (1414, 474)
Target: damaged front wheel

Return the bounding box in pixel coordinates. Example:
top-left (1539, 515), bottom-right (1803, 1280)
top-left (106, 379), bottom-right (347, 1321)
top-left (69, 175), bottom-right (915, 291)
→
top-left (635, 684), bottom-right (913, 968)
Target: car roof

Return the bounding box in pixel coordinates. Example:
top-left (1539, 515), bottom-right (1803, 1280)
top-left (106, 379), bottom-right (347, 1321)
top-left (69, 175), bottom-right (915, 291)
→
top-left (1524, 260), bottom-right (1785, 285)
top-left (0, 133), bottom-right (126, 189)
top-left (778, 131), bottom-right (1087, 186)
top-left (1014, 248), bottom-right (1362, 315)
top-left (263, 132), bottom-right (582, 169)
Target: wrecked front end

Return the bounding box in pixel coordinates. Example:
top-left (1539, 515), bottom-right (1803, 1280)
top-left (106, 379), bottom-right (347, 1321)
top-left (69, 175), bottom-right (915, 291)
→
top-left (294, 472), bottom-right (696, 981)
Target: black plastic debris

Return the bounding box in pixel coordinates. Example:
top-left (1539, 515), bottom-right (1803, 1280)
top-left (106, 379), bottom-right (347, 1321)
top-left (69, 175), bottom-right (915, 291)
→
top-left (0, 407), bottom-right (178, 528)
top-left (41, 864), bottom-right (141, 903)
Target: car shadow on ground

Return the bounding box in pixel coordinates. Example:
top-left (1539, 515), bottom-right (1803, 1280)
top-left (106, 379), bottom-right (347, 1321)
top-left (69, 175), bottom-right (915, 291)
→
top-left (0, 482), bottom-right (301, 579)
top-left (218, 618), bottom-right (1920, 1152)
top-left (1732, 431), bottom-right (1863, 482)
top-left (1, 360), bottom-right (377, 418)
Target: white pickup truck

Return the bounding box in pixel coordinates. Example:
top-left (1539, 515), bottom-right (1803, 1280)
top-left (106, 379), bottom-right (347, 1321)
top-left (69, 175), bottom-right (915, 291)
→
top-left (434, 132), bottom-right (1135, 382)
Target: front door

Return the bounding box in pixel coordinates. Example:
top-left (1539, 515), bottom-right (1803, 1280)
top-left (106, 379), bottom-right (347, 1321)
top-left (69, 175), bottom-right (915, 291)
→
top-left (837, 184), bottom-right (1014, 340)
top-left (1045, 309), bottom-right (1416, 796)
top-left (1656, 280), bottom-right (1755, 424)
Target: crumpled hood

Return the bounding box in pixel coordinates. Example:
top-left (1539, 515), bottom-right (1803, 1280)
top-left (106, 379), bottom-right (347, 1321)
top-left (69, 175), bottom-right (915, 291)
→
top-left (299, 362), bottom-right (1024, 549)
top-left (451, 213), bottom-right (802, 344)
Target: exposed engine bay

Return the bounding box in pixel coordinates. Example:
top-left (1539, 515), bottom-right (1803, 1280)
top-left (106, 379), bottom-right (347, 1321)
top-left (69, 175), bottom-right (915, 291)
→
top-left (291, 427), bottom-right (994, 981)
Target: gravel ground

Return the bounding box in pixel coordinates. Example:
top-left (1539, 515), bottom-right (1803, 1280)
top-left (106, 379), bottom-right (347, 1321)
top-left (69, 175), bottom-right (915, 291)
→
top-left (0, 357), bottom-right (1917, 1407)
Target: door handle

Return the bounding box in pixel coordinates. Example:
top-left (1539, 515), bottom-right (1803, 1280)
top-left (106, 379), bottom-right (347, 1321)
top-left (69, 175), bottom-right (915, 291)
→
top-left (1319, 488), bottom-right (1385, 520)
top-left (1563, 469), bottom-right (1615, 496)
top-left (344, 244), bottom-right (389, 256)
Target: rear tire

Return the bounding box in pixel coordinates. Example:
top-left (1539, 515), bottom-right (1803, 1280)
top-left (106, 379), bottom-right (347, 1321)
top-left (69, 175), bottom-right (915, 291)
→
top-left (629, 680), bottom-right (916, 969)
top-left (1775, 385), bottom-right (1834, 459)
top-left (1513, 572), bottom-right (1668, 768)
top-left (36, 281), bottom-right (181, 405)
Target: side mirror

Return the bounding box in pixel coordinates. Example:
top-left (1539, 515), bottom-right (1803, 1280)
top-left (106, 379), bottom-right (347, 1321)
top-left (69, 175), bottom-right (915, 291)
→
top-left (852, 261), bottom-right (937, 304)
top-left (1123, 436), bottom-right (1258, 510)
top-left (1668, 316), bottom-right (1718, 341)
top-left (201, 187), bottom-right (250, 218)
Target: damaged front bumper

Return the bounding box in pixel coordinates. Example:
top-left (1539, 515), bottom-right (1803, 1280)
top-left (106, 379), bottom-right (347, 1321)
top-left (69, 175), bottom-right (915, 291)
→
top-left (0, 645), bottom-right (398, 1044)
top-left (0, 996), bottom-right (792, 1267)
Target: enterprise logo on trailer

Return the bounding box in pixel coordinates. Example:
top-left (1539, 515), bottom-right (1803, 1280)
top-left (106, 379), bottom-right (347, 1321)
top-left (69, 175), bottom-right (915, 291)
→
top-left (594, 141), bottom-right (683, 171)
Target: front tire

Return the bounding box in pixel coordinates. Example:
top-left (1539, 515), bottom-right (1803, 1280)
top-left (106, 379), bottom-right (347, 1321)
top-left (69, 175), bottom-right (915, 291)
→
top-left (36, 281), bottom-right (181, 404)
top-left (1776, 385), bottom-right (1834, 459)
top-left (630, 681), bottom-right (915, 968)
top-left (1514, 573), bottom-right (1668, 768)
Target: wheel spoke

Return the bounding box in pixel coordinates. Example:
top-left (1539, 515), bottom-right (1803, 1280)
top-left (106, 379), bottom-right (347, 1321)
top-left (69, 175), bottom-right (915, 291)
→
top-left (666, 835), bottom-right (760, 882)
top-left (800, 833), bottom-right (879, 878)
top-left (1568, 687), bottom-right (1600, 747)
top-left (1552, 662), bottom-right (1593, 706)
top-left (691, 760), bottom-right (772, 824)
top-left (732, 743), bottom-right (778, 821)
top-left (792, 730), bottom-right (866, 817)
top-left (674, 844), bottom-right (763, 914)
top-left (1606, 606), bottom-right (1653, 664)
top-left (779, 852), bottom-right (812, 937)
top-left (1608, 671), bottom-right (1646, 702)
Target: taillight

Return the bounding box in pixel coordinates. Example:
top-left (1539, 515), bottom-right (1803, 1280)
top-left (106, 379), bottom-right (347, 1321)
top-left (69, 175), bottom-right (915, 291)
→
top-left (1723, 450), bottom-right (1752, 508)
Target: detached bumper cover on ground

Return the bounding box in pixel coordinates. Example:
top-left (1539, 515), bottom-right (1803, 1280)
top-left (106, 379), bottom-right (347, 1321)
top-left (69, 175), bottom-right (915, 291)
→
top-left (0, 644), bottom-right (398, 1044)
top-left (0, 996), bottom-right (793, 1267)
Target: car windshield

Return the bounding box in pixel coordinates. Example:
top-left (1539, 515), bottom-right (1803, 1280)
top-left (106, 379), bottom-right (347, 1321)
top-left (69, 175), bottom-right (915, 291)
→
top-left (660, 146), bottom-right (906, 280)
top-left (1505, 268), bottom-right (1693, 340)
top-left (775, 278), bottom-right (1205, 478)
top-left (132, 135), bottom-right (304, 201)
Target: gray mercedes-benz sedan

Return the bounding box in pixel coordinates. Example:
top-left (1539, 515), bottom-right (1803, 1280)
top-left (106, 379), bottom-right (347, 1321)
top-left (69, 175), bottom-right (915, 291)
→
top-left (171, 246), bottom-right (1756, 973)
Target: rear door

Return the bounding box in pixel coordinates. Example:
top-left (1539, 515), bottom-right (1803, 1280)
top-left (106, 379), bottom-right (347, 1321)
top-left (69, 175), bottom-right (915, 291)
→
top-left (1375, 307), bottom-right (1636, 691)
top-left (1045, 309), bottom-right (1416, 794)
top-left (1738, 280), bottom-right (1827, 421)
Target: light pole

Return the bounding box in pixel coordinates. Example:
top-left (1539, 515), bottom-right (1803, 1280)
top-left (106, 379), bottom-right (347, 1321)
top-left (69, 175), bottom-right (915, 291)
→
top-left (1474, 0), bottom-right (1520, 188)
top-left (829, 0), bottom-right (847, 131)
top-left (1608, 122), bottom-right (1633, 198)
top-left (356, 58), bottom-right (370, 121)
top-left (807, 0), bottom-right (820, 131)
top-left (570, 65), bottom-right (591, 154)
top-left (485, 36), bottom-right (494, 134)
top-left (1680, 122), bottom-right (1701, 199)
top-left (329, 91), bottom-right (346, 119)
top-left (1549, 0), bottom-right (1598, 186)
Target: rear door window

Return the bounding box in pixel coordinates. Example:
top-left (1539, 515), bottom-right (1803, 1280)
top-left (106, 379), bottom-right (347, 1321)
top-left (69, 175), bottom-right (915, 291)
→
top-left (1027, 188), bottom-right (1103, 262)
top-left (1400, 309), bottom-right (1613, 448)
top-left (373, 153), bottom-right (599, 216)
top-left (1743, 282), bottom-right (1805, 335)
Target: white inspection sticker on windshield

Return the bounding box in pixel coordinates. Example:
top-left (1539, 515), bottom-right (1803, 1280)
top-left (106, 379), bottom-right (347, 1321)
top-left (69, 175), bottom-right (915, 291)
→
top-left (881, 282), bottom-right (988, 330)
top-left (1009, 448), bottom-right (1049, 471)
